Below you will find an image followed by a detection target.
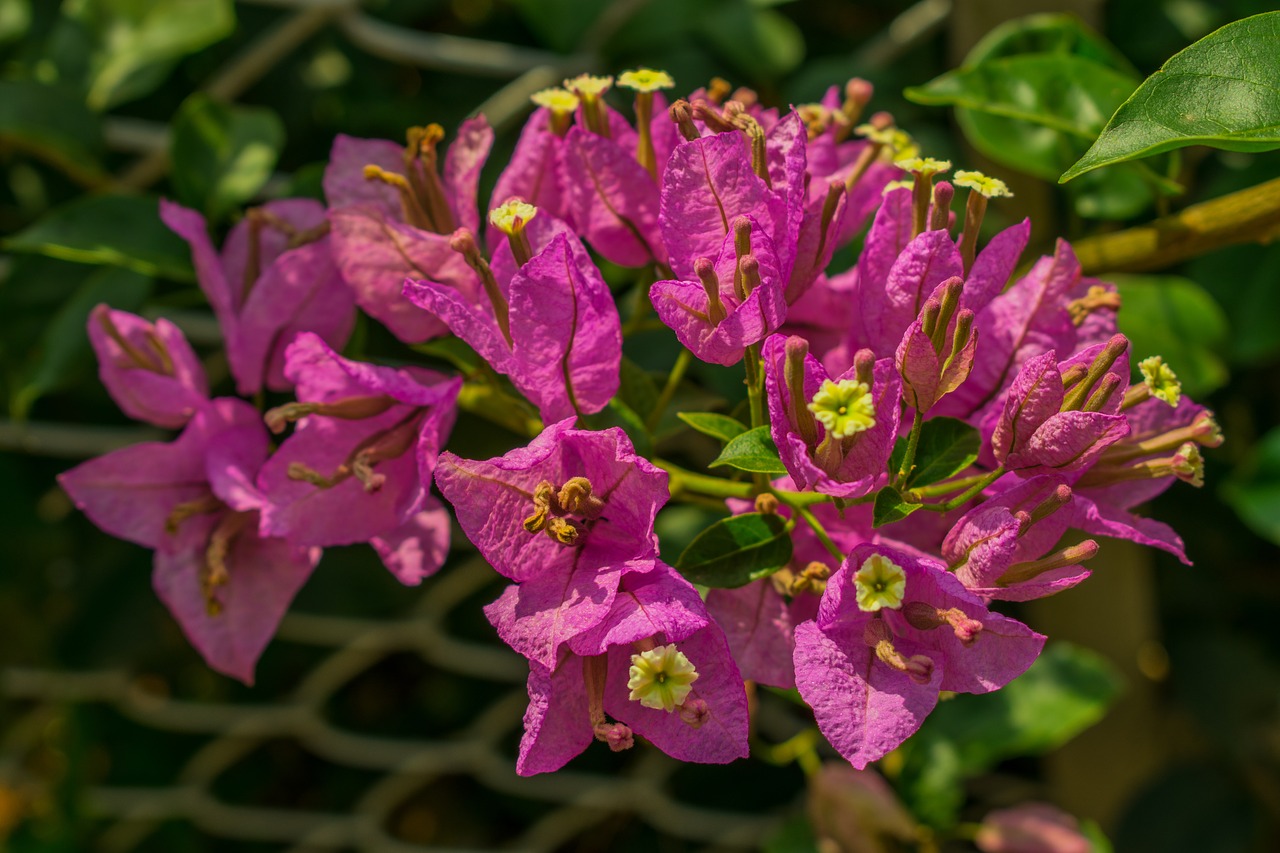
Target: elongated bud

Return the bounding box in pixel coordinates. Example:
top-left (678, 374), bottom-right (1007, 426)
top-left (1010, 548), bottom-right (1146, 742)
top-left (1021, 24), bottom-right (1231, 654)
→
top-left (1025, 484), bottom-right (1072, 530)
top-left (264, 394), bottom-right (397, 434)
top-left (1082, 373), bottom-right (1121, 412)
top-left (785, 336), bottom-right (820, 446)
top-left (931, 278), bottom-right (963, 354)
top-left (694, 258), bottom-right (728, 325)
top-left (733, 113), bottom-right (770, 187)
top-left (202, 512), bottom-right (250, 617)
top-left (1060, 363), bottom-right (1088, 390)
top-left (920, 297), bottom-right (942, 342)
top-left (670, 99), bottom-right (700, 141)
top-left (834, 77), bottom-right (874, 141)
top-left (998, 540), bottom-right (1098, 587)
top-left (1062, 335), bottom-right (1128, 412)
top-left (813, 181), bottom-right (846, 263)
top-left (902, 602), bottom-right (984, 645)
top-left (739, 254), bottom-right (761, 297)
top-left (929, 181), bottom-right (954, 232)
top-left (853, 348), bottom-right (875, 390)
top-left (732, 216), bottom-right (753, 299)
top-left (692, 100), bottom-right (736, 133)
top-left (450, 228), bottom-right (512, 347)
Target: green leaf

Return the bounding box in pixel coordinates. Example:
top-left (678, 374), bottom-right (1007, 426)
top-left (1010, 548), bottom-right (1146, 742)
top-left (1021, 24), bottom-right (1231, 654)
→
top-left (71, 0), bottom-right (236, 110)
top-left (907, 53), bottom-right (1139, 183)
top-left (4, 195), bottom-right (195, 282)
top-left (696, 0), bottom-right (804, 81)
top-left (1062, 12), bottom-right (1280, 182)
top-left (1222, 427), bottom-right (1280, 546)
top-left (580, 397), bottom-right (652, 458)
top-left (677, 411), bottom-right (749, 442)
top-left (1113, 274), bottom-right (1229, 398)
top-left (618, 357), bottom-right (659, 420)
top-left (0, 80), bottom-right (108, 187)
top-left (890, 417), bottom-right (981, 489)
top-left (872, 485), bottom-right (920, 527)
top-left (674, 512), bottom-right (793, 587)
top-left (170, 94), bottom-right (285, 221)
top-left (898, 643), bottom-right (1122, 828)
top-left (709, 425), bottom-right (787, 474)
top-left (11, 266), bottom-right (153, 418)
top-left (965, 13), bottom-right (1138, 77)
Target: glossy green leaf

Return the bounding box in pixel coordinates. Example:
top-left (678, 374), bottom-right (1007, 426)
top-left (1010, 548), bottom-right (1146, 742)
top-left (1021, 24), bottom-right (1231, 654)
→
top-left (1113, 274), bottom-right (1229, 398)
top-left (72, 0), bottom-right (236, 110)
top-left (898, 642), bottom-right (1122, 827)
top-left (872, 485), bottom-right (920, 528)
top-left (908, 54), bottom-right (1138, 183)
top-left (0, 80), bottom-right (107, 186)
top-left (889, 417), bottom-right (980, 489)
top-left (677, 411), bottom-right (749, 442)
top-left (674, 512), bottom-right (792, 587)
top-left (4, 195), bottom-right (195, 282)
top-left (11, 266), bottom-right (153, 418)
top-left (1063, 12), bottom-right (1280, 182)
top-left (170, 94), bottom-right (285, 221)
top-left (1222, 427), bottom-right (1280, 546)
top-left (709, 425), bottom-right (787, 474)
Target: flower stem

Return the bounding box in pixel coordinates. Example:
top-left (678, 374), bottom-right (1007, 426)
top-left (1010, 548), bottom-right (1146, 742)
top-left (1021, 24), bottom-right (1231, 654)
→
top-left (896, 408), bottom-right (924, 484)
top-left (910, 470), bottom-right (992, 498)
top-left (784, 498), bottom-right (844, 562)
top-left (645, 348), bottom-right (692, 433)
top-left (918, 467), bottom-right (1004, 512)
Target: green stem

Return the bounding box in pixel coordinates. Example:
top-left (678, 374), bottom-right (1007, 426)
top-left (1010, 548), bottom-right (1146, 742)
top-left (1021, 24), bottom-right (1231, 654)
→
top-left (918, 467), bottom-right (1004, 512)
top-left (743, 343), bottom-right (765, 428)
top-left (654, 458), bottom-right (833, 507)
top-left (786, 498), bottom-right (844, 562)
top-left (645, 349), bottom-right (692, 433)
top-left (910, 470), bottom-right (992, 499)
top-left (896, 409), bottom-right (924, 484)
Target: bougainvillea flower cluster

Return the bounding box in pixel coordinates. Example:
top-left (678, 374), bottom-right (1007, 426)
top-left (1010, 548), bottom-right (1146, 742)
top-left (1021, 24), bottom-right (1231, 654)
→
top-left (63, 68), bottom-right (1219, 776)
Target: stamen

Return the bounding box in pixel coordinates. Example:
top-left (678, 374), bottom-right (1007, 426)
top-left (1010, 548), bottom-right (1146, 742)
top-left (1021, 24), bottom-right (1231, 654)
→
top-left (95, 307), bottom-right (170, 374)
top-left (165, 494), bottom-right (225, 535)
top-left (784, 336), bottom-right (820, 446)
top-left (754, 493), bottom-right (780, 514)
top-left (706, 77), bottom-right (732, 104)
top-left (557, 477), bottom-right (605, 519)
top-left (405, 124), bottom-right (457, 233)
top-left (546, 517), bottom-right (580, 546)
top-left (202, 512), bottom-right (250, 617)
top-left (287, 462), bottom-right (339, 489)
top-left (998, 540), bottom-right (1098, 587)
top-left (669, 99), bottom-right (700, 141)
top-left (813, 181), bottom-right (846, 263)
top-left (523, 480), bottom-right (557, 533)
top-left (903, 602), bottom-right (983, 645)
top-left (929, 181), bottom-right (954, 232)
top-left (264, 395), bottom-right (397, 434)
top-left (363, 164), bottom-right (434, 231)
top-left (864, 620), bottom-right (933, 684)
top-left (732, 113), bottom-right (770, 187)
top-left (1068, 285), bottom-right (1122, 327)
top-left (790, 560), bottom-right (832, 595)
top-left (853, 553), bottom-right (907, 612)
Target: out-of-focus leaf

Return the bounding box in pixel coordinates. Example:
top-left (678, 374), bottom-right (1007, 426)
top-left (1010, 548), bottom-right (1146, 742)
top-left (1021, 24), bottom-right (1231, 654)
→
top-left (4, 195), bottom-right (195, 282)
top-left (1222, 427), bottom-right (1280, 546)
top-left (0, 80), bottom-right (107, 187)
top-left (618, 357), bottom-right (659, 419)
top-left (1113, 274), bottom-right (1229, 398)
top-left (907, 54), bottom-right (1138, 183)
top-left (674, 511), bottom-right (792, 587)
top-left (1062, 12), bottom-right (1280, 182)
top-left (966, 12), bottom-right (1137, 76)
top-left (678, 411), bottom-right (748, 442)
top-left (710, 425), bottom-right (787, 474)
top-left (170, 94), bottom-right (284, 221)
top-left (873, 485), bottom-right (920, 527)
top-left (889, 417), bottom-right (980, 490)
top-left (1189, 241), bottom-right (1280, 366)
top-left (0, 0), bottom-right (31, 43)
top-left (1080, 820), bottom-right (1114, 853)
top-left (1113, 763), bottom-right (1261, 853)
top-left (11, 266), bottom-right (152, 418)
top-left (898, 642), bottom-right (1122, 828)
top-left (696, 0), bottom-right (804, 81)
top-left (71, 0), bottom-right (236, 110)
top-left (580, 397), bottom-right (652, 457)
top-left (762, 816), bottom-right (818, 853)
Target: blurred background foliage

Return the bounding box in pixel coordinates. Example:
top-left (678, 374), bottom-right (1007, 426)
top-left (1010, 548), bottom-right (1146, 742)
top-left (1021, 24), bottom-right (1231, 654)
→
top-left (2, 0), bottom-right (1279, 850)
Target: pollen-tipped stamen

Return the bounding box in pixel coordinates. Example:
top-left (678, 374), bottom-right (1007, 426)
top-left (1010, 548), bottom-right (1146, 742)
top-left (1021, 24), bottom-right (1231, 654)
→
top-left (903, 602), bottom-right (984, 645)
top-left (363, 164), bottom-right (434, 231)
top-left (95, 307), bottom-right (171, 374)
top-left (264, 395), bottom-right (398, 435)
top-left (670, 99), bottom-right (700, 141)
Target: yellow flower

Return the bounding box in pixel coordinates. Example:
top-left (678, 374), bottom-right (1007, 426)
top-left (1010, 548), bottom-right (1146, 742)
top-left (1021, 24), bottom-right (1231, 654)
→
top-left (618, 68), bottom-right (674, 93)
top-left (854, 554), bottom-right (907, 612)
top-left (954, 169), bottom-right (1013, 199)
top-left (530, 88), bottom-right (580, 114)
top-left (808, 379), bottom-right (876, 439)
top-left (488, 199), bottom-right (538, 235)
top-left (628, 644), bottom-right (699, 712)
top-left (1139, 355), bottom-right (1182, 407)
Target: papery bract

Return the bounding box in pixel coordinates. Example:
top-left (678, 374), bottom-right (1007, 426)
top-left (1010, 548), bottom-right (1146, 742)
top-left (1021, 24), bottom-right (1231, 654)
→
top-left (88, 304), bottom-right (208, 428)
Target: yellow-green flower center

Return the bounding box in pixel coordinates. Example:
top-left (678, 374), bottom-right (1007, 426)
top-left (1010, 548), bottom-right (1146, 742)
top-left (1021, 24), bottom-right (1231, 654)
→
top-left (807, 378), bottom-right (876, 439)
top-left (530, 87), bottom-right (580, 114)
top-left (628, 644), bottom-right (699, 712)
top-left (1139, 355), bottom-right (1182, 407)
top-left (565, 73), bottom-right (613, 98)
top-left (894, 156), bottom-right (951, 176)
top-left (618, 68), bottom-right (674, 93)
top-left (854, 554), bottom-right (907, 612)
top-left (489, 199), bottom-right (538, 235)
top-left (954, 169), bottom-right (1013, 199)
